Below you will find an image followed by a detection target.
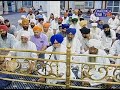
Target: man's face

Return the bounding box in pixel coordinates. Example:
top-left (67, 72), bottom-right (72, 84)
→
top-left (92, 26), bottom-right (97, 29)
top-left (22, 23), bottom-right (29, 30)
top-left (21, 36), bottom-right (28, 43)
top-left (104, 28), bottom-right (110, 32)
top-left (33, 30), bottom-right (40, 37)
top-left (82, 33), bottom-right (90, 38)
top-left (53, 40), bottom-right (61, 48)
top-left (30, 22), bottom-right (35, 28)
top-left (112, 15), bottom-right (115, 19)
top-left (67, 33), bottom-right (74, 41)
top-left (43, 27), bottom-right (48, 32)
top-left (89, 46), bottom-right (98, 54)
top-left (0, 29), bottom-right (7, 36)
top-left (58, 19), bottom-right (62, 24)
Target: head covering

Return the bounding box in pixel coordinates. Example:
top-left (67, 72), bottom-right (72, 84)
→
top-left (38, 15), bottom-right (43, 19)
top-left (88, 39), bottom-right (102, 49)
top-left (0, 25), bottom-right (8, 32)
top-left (80, 27), bottom-right (90, 34)
top-left (30, 19), bottom-right (36, 24)
top-left (72, 18), bottom-right (78, 23)
top-left (103, 24), bottom-right (109, 29)
top-left (58, 17), bottom-right (63, 21)
top-left (66, 28), bottom-right (76, 35)
top-left (0, 16), bottom-right (4, 22)
top-left (18, 20), bottom-right (22, 24)
top-left (22, 18), bottom-right (29, 26)
top-left (43, 23), bottom-right (50, 28)
top-left (91, 23), bottom-right (98, 27)
top-left (21, 31), bottom-right (30, 40)
top-left (50, 34), bottom-right (64, 45)
top-left (21, 15), bottom-right (26, 19)
top-left (62, 24), bottom-right (69, 29)
top-left (33, 25), bottom-right (42, 32)
top-left (79, 20), bottom-right (87, 27)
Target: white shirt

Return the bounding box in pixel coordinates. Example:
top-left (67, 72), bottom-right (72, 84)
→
top-left (38, 44), bottom-right (76, 84)
top-left (62, 17), bottom-right (69, 24)
top-left (8, 41), bottom-right (38, 63)
top-left (90, 14), bottom-right (99, 22)
top-left (100, 29), bottom-right (116, 49)
top-left (80, 49), bottom-right (110, 86)
top-left (16, 28), bottom-right (34, 41)
top-left (27, 14), bottom-right (35, 20)
top-left (116, 26), bottom-right (120, 34)
top-left (108, 18), bottom-right (120, 30)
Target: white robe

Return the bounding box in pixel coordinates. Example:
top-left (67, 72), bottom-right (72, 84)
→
top-left (90, 14), bottom-right (99, 22)
top-left (38, 44), bottom-right (76, 84)
top-left (27, 14), bottom-right (35, 20)
top-left (108, 18), bottom-right (120, 30)
top-left (62, 17), bottom-right (69, 24)
top-left (99, 29), bottom-right (116, 49)
top-left (7, 41), bottom-right (38, 63)
top-left (79, 49), bottom-right (110, 86)
top-left (16, 28), bottom-right (34, 41)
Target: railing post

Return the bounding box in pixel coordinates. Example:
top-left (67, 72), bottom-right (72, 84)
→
top-left (66, 43), bottom-right (71, 89)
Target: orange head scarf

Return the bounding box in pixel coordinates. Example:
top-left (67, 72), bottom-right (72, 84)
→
top-left (22, 18), bottom-right (29, 26)
top-left (43, 23), bottom-right (50, 28)
top-left (33, 25), bottom-right (42, 32)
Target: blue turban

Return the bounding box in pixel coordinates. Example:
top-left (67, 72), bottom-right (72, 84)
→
top-left (50, 34), bottom-right (64, 45)
top-left (37, 14), bottom-right (43, 19)
top-left (62, 24), bottom-right (69, 29)
top-left (66, 28), bottom-right (76, 35)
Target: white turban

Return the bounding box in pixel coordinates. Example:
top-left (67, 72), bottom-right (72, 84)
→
top-left (72, 15), bottom-right (78, 19)
top-left (0, 16), bottom-right (4, 22)
top-left (18, 20), bottom-right (22, 24)
top-left (88, 39), bottom-right (102, 49)
top-left (21, 15), bottom-right (26, 19)
top-left (21, 31), bottom-right (30, 40)
top-left (91, 23), bottom-right (98, 27)
top-left (30, 19), bottom-right (36, 24)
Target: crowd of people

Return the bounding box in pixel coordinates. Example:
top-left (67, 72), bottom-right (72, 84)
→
top-left (0, 8), bottom-right (120, 89)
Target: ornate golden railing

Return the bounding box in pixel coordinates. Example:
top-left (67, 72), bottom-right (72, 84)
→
top-left (0, 44), bottom-right (120, 89)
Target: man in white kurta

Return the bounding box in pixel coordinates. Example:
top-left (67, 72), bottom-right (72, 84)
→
top-left (16, 18), bottom-right (34, 41)
top-left (108, 15), bottom-right (120, 30)
top-left (90, 23), bottom-right (101, 39)
top-left (79, 39), bottom-right (110, 87)
top-left (7, 31), bottom-right (38, 73)
top-left (90, 10), bottom-right (99, 23)
top-left (99, 24), bottom-right (116, 53)
top-left (38, 34), bottom-right (75, 84)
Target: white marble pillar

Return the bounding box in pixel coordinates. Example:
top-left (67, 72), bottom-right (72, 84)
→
top-left (47, 1), bottom-right (60, 18)
top-left (3, 1), bottom-right (8, 14)
top-left (0, 1), bottom-right (3, 15)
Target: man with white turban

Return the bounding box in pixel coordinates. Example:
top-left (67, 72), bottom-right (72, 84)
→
top-left (79, 39), bottom-right (110, 87)
top-left (38, 34), bottom-right (76, 84)
top-left (0, 16), bottom-right (4, 25)
top-left (29, 19), bottom-right (36, 29)
top-left (49, 14), bottom-right (59, 34)
top-left (7, 31), bottom-right (38, 73)
top-left (27, 9), bottom-right (35, 21)
top-left (90, 10), bottom-right (99, 23)
top-left (90, 23), bottom-right (101, 40)
top-left (108, 15), bottom-right (120, 30)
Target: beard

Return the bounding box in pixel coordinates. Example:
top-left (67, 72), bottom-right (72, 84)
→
top-left (1, 32), bottom-right (7, 40)
top-left (104, 30), bottom-right (111, 37)
top-left (23, 26), bottom-right (29, 30)
top-left (31, 25), bottom-right (35, 28)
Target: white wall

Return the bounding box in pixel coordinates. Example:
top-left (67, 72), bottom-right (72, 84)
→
top-left (33, 1), bottom-right (47, 12)
top-left (17, 1), bottom-right (22, 10)
top-left (47, 1), bottom-right (60, 18)
top-left (0, 1), bottom-right (3, 15)
top-left (94, 1), bottom-right (102, 9)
